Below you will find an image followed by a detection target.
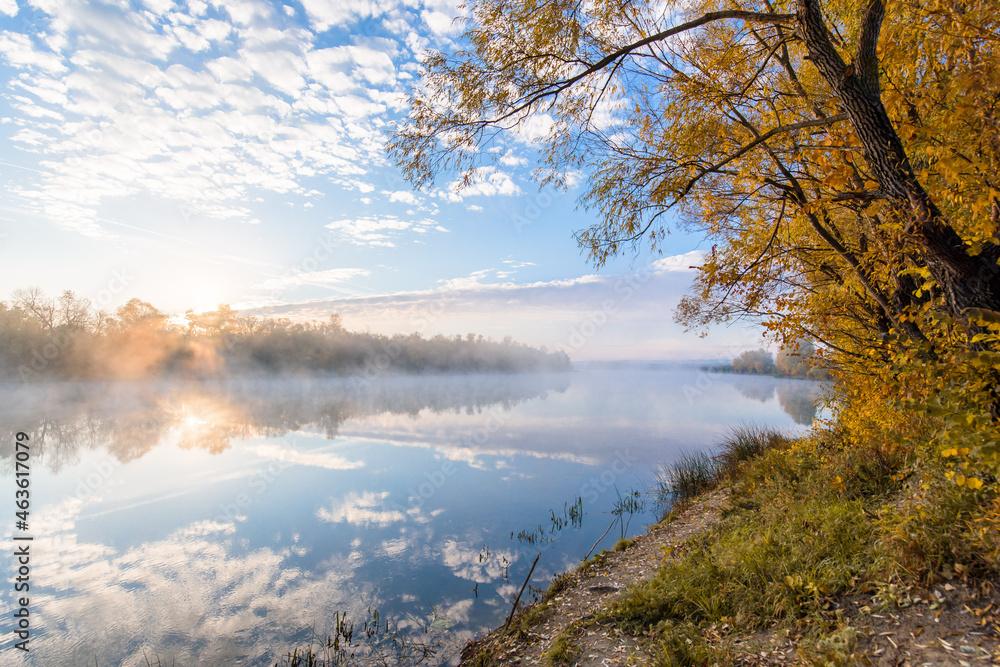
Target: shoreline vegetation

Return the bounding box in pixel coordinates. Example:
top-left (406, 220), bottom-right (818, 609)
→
top-left (0, 287), bottom-right (570, 381)
top-left (453, 424), bottom-right (1000, 666)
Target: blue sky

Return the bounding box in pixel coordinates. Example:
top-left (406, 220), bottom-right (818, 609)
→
top-left (0, 0), bottom-right (762, 360)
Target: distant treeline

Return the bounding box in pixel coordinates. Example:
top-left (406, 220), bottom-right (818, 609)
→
top-left (0, 288), bottom-right (571, 381)
top-left (709, 339), bottom-right (830, 380)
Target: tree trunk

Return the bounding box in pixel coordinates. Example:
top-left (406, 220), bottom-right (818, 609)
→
top-left (796, 0), bottom-right (1000, 318)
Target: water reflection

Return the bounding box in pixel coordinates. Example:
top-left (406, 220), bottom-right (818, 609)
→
top-left (730, 375), bottom-right (826, 425)
top-left (0, 369), bottom-right (820, 666)
top-left (0, 374), bottom-right (571, 472)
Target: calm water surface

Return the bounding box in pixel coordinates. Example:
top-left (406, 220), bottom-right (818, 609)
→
top-left (0, 367), bottom-right (822, 666)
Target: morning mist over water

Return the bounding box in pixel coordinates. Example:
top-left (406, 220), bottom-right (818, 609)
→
top-left (0, 367), bottom-right (821, 666)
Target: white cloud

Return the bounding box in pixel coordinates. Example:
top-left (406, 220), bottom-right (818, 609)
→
top-left (498, 150), bottom-right (527, 167)
top-left (514, 112), bottom-right (555, 143)
top-left (205, 55), bottom-right (253, 82)
top-left (650, 250), bottom-right (704, 272)
top-left (535, 167), bottom-right (584, 188)
top-left (440, 539), bottom-right (518, 583)
top-left (0, 31), bottom-right (66, 72)
top-left (422, 10), bottom-right (456, 35)
top-left (443, 166), bottom-right (522, 201)
top-left (316, 490), bottom-right (405, 527)
top-left (217, 0), bottom-right (275, 26)
top-left (259, 267), bottom-right (371, 290)
top-left (297, 0), bottom-right (391, 31)
top-left (0, 0), bottom-right (413, 235)
top-left (0, 0), bottom-right (17, 16)
top-left (248, 443), bottom-right (365, 470)
top-left (24, 493), bottom-right (374, 667)
top-left (325, 214), bottom-right (444, 247)
top-left (241, 48), bottom-right (308, 97)
top-left (384, 189), bottom-right (418, 204)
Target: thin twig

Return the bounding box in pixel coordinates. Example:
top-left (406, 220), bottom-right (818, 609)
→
top-left (503, 552), bottom-right (541, 634)
top-left (585, 518), bottom-right (619, 561)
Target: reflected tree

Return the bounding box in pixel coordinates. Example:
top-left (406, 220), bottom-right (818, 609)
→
top-left (0, 374), bottom-right (571, 471)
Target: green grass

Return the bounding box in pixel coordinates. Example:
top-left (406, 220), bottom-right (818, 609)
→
top-left (881, 470), bottom-right (998, 583)
top-left (715, 424), bottom-right (791, 480)
top-left (613, 537), bottom-right (634, 552)
top-left (613, 432), bottom-right (901, 664)
top-left (504, 600), bottom-right (550, 641)
top-left (542, 631), bottom-right (579, 666)
top-left (608, 418), bottom-right (1000, 664)
top-left (613, 495), bottom-right (874, 632)
top-left (650, 620), bottom-right (733, 667)
top-left (540, 571), bottom-right (574, 604)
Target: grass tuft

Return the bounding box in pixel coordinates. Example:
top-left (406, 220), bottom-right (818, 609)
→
top-left (656, 450), bottom-right (720, 507)
top-left (651, 620), bottom-right (732, 666)
top-left (715, 424), bottom-right (791, 480)
top-left (656, 424), bottom-right (790, 511)
top-left (881, 471), bottom-right (999, 583)
top-left (613, 537), bottom-right (634, 552)
top-left (540, 572), bottom-right (574, 604)
top-left (542, 631), bottom-right (579, 666)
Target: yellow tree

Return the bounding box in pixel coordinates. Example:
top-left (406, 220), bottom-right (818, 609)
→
top-left (389, 0), bottom-right (1000, 366)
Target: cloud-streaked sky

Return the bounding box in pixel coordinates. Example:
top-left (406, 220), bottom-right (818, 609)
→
top-left (0, 0), bottom-right (757, 359)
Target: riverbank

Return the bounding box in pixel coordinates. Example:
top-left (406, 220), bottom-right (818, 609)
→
top-left (460, 427), bottom-right (1000, 665)
top-left (460, 490), bottom-right (731, 665)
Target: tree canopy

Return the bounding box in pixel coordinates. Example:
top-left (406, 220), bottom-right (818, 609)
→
top-left (390, 0), bottom-right (1000, 479)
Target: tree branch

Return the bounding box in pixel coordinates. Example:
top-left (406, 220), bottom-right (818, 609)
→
top-left (670, 114), bottom-right (847, 203)
top-left (483, 10), bottom-right (796, 126)
top-left (855, 0), bottom-right (884, 97)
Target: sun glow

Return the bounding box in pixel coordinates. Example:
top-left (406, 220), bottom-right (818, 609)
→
top-left (183, 415), bottom-right (207, 427)
top-left (167, 395), bottom-right (240, 454)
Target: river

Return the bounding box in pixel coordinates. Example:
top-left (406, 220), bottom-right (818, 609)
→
top-left (0, 366), bottom-right (822, 665)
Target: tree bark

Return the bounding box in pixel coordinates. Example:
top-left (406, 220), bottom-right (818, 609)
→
top-left (796, 0), bottom-right (1000, 318)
